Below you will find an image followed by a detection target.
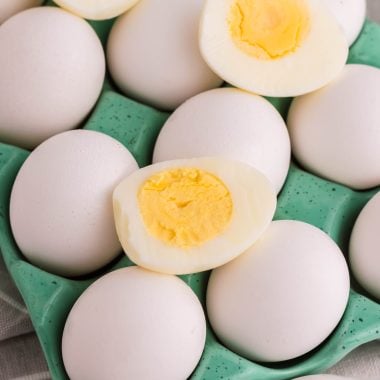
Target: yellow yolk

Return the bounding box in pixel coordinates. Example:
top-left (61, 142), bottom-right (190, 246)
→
top-left (228, 0), bottom-right (310, 60)
top-left (138, 168), bottom-right (233, 248)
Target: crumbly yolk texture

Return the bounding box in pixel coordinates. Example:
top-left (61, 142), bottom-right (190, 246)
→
top-left (138, 168), bottom-right (233, 248)
top-left (228, 0), bottom-right (310, 60)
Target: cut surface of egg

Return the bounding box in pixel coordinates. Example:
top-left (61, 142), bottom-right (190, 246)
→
top-left (53, 0), bottom-right (140, 20)
top-left (113, 157), bottom-right (276, 274)
top-left (199, 0), bottom-right (349, 97)
top-left (107, 0), bottom-right (222, 110)
top-left (153, 87), bottom-right (291, 193)
top-left (62, 267), bottom-right (206, 380)
top-left (207, 220), bottom-right (350, 362)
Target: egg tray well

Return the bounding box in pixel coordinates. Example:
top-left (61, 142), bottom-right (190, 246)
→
top-left (1, 14), bottom-right (380, 380)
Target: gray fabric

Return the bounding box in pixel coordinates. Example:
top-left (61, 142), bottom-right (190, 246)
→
top-left (1, 1), bottom-right (380, 380)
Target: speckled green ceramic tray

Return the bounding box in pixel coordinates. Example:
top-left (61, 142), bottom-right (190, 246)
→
top-left (1, 12), bottom-right (380, 380)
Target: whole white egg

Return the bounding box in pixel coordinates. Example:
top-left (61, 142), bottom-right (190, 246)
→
top-left (349, 191), bottom-right (380, 300)
top-left (62, 266), bottom-right (206, 380)
top-left (107, 0), bottom-right (223, 110)
top-left (288, 64), bottom-right (380, 190)
top-left (153, 88), bottom-right (291, 194)
top-left (0, 0), bottom-right (43, 24)
top-left (10, 130), bottom-right (138, 277)
top-left (207, 220), bottom-right (350, 362)
top-left (0, 7), bottom-right (105, 149)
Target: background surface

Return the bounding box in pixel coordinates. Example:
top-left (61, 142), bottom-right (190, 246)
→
top-left (1, 1), bottom-right (380, 380)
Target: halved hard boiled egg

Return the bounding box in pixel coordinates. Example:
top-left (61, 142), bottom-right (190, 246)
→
top-left (199, 0), bottom-right (349, 97)
top-left (113, 157), bottom-right (276, 274)
top-left (53, 0), bottom-right (140, 20)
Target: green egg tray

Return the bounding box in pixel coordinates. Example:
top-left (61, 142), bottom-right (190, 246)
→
top-left (1, 13), bottom-right (380, 380)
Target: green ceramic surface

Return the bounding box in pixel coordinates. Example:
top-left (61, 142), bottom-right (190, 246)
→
top-left (0, 14), bottom-right (380, 380)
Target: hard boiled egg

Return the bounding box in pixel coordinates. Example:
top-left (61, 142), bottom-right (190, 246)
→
top-left (207, 220), bottom-right (350, 362)
top-left (288, 64), bottom-right (380, 190)
top-left (199, 0), bottom-right (348, 97)
top-left (113, 157), bottom-right (276, 274)
top-left (0, 7), bottom-right (105, 149)
top-left (53, 0), bottom-right (140, 20)
top-left (10, 130), bottom-right (138, 277)
top-left (107, 0), bottom-right (222, 110)
top-left (349, 191), bottom-right (380, 300)
top-left (153, 88), bottom-right (291, 194)
top-left (62, 266), bottom-right (206, 379)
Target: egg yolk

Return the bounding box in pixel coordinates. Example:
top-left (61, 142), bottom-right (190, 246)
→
top-left (138, 168), bottom-right (233, 248)
top-left (228, 0), bottom-right (310, 60)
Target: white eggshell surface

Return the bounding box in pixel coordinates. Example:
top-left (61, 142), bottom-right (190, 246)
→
top-left (0, 0), bottom-right (43, 24)
top-left (350, 191), bottom-right (380, 300)
top-left (0, 7), bottom-right (105, 149)
top-left (10, 130), bottom-right (138, 277)
top-left (153, 88), bottom-right (290, 194)
top-left (107, 0), bottom-right (222, 110)
top-left (207, 220), bottom-right (350, 362)
top-left (288, 64), bottom-right (380, 190)
top-left (62, 266), bottom-right (206, 380)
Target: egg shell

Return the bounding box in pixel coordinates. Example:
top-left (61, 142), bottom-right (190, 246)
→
top-left (0, 6), bottom-right (105, 149)
top-left (113, 157), bottom-right (277, 275)
top-left (349, 191), bottom-right (380, 300)
top-left (0, 0), bottom-right (43, 24)
top-left (10, 130), bottom-right (138, 277)
top-left (107, 0), bottom-right (223, 110)
top-left (153, 87), bottom-right (291, 194)
top-left (207, 220), bottom-right (350, 362)
top-left (62, 266), bottom-right (206, 380)
top-left (288, 64), bottom-right (380, 190)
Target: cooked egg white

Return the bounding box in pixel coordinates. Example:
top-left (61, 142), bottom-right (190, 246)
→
top-left (113, 157), bottom-right (276, 274)
top-left (53, 0), bottom-right (141, 20)
top-left (199, 0), bottom-right (349, 97)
